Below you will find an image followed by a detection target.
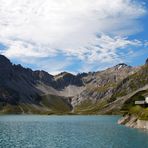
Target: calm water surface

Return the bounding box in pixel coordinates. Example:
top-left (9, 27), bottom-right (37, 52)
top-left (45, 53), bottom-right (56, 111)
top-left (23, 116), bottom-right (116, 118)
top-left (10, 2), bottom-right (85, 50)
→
top-left (0, 115), bottom-right (147, 148)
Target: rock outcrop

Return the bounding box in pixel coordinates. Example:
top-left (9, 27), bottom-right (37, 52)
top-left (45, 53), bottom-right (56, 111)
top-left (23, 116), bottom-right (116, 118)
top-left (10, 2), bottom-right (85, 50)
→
top-left (118, 115), bottom-right (148, 130)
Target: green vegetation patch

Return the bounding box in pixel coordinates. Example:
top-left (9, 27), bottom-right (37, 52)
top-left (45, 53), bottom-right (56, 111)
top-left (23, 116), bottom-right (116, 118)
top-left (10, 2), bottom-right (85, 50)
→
top-left (122, 90), bottom-right (147, 111)
top-left (74, 99), bottom-right (108, 114)
top-left (129, 106), bottom-right (148, 120)
top-left (0, 94), bottom-right (72, 115)
top-left (120, 89), bottom-right (148, 120)
top-left (40, 94), bottom-right (72, 113)
top-left (0, 104), bottom-right (22, 114)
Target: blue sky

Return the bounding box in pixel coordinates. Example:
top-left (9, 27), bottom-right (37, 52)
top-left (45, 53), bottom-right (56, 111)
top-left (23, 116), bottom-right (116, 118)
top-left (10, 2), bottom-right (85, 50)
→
top-left (0, 0), bottom-right (148, 74)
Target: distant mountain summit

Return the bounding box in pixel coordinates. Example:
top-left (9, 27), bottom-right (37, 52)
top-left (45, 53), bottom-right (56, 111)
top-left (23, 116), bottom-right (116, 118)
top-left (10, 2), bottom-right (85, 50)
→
top-left (0, 55), bottom-right (12, 67)
top-left (145, 58), bottom-right (148, 65)
top-left (0, 54), bottom-right (147, 115)
top-left (115, 63), bottom-right (130, 69)
top-left (0, 54), bottom-right (10, 62)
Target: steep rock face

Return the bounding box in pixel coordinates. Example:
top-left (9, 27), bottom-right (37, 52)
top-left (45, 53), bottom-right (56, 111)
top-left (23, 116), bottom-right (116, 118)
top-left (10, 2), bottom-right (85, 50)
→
top-left (0, 55), bottom-right (87, 113)
top-left (0, 61), bottom-right (41, 105)
top-left (54, 72), bottom-right (84, 90)
top-left (71, 63), bottom-right (138, 108)
top-left (0, 55), bottom-right (13, 81)
top-left (0, 55), bottom-right (12, 67)
top-left (110, 64), bottom-right (148, 101)
top-left (33, 70), bottom-right (54, 84)
top-left (0, 55), bottom-right (85, 104)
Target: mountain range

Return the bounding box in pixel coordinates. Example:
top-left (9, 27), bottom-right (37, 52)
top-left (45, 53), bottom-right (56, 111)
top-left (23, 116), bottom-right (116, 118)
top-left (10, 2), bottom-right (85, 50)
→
top-left (0, 54), bottom-right (148, 118)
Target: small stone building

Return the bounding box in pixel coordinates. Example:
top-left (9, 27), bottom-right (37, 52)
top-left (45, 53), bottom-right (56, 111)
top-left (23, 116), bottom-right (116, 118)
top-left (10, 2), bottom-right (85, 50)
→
top-left (135, 97), bottom-right (148, 107)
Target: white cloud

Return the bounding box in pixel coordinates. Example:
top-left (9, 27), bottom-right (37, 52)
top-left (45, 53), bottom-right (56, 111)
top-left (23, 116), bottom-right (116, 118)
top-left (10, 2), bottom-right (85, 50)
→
top-left (36, 58), bottom-right (73, 75)
top-left (0, 0), bottom-right (146, 73)
top-left (144, 41), bottom-right (148, 47)
top-left (83, 35), bottom-right (142, 63)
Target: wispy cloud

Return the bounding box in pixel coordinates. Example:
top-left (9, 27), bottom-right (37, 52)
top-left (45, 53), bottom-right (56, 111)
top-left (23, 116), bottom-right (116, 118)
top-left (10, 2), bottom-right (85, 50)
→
top-left (0, 0), bottom-right (147, 73)
top-left (144, 41), bottom-right (148, 47)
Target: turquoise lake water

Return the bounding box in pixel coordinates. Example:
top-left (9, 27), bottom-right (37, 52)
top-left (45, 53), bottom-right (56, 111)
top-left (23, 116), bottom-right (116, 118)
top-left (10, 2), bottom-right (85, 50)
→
top-left (0, 115), bottom-right (148, 148)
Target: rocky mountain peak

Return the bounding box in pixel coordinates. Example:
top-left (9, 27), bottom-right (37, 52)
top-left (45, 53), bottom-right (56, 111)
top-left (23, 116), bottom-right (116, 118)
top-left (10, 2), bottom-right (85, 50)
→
top-left (0, 54), bottom-right (12, 67)
top-left (34, 70), bottom-right (53, 78)
top-left (54, 72), bottom-right (74, 80)
top-left (145, 58), bottom-right (148, 65)
top-left (115, 63), bottom-right (130, 70)
top-left (33, 70), bottom-right (54, 84)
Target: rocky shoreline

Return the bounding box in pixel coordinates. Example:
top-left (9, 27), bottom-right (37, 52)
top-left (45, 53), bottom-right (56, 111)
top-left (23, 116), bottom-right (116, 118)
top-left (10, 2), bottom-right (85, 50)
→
top-left (118, 115), bottom-right (148, 130)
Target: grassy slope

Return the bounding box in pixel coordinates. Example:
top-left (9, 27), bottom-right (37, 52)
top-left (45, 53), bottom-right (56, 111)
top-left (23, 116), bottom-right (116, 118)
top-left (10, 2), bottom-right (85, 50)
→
top-left (121, 90), bottom-right (148, 120)
top-left (74, 100), bottom-right (108, 114)
top-left (0, 94), bottom-right (72, 115)
top-left (40, 94), bottom-right (72, 114)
